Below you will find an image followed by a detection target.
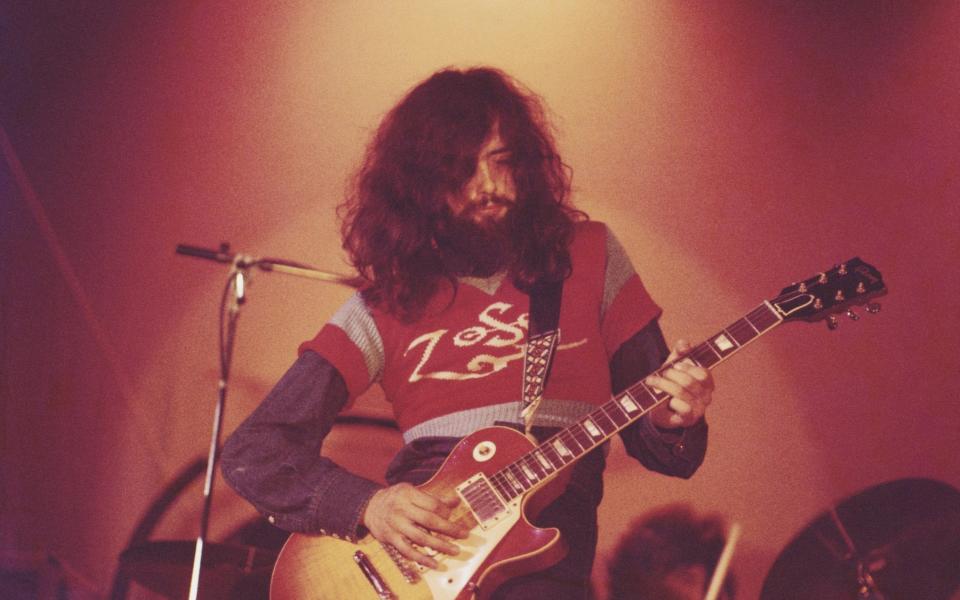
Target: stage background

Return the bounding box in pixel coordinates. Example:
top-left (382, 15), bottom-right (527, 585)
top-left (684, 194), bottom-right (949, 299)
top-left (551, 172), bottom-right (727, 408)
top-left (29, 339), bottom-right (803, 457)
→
top-left (2, 1), bottom-right (958, 598)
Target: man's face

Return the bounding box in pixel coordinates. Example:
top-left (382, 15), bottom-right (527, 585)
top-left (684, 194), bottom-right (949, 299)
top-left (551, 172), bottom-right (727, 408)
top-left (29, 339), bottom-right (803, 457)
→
top-left (445, 125), bottom-right (517, 228)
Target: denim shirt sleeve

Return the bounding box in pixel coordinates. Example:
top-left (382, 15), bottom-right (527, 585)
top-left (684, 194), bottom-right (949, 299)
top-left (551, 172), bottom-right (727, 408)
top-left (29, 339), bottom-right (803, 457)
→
top-left (220, 350), bottom-right (383, 540)
top-left (611, 319), bottom-right (708, 479)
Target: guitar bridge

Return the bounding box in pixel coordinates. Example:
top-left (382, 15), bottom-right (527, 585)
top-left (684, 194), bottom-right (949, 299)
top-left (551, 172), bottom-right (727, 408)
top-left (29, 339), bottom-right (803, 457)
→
top-left (353, 550), bottom-right (397, 599)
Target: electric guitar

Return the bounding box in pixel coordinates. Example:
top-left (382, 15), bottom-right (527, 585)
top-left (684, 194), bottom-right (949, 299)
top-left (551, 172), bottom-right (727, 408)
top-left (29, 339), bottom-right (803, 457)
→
top-left (269, 258), bottom-right (886, 600)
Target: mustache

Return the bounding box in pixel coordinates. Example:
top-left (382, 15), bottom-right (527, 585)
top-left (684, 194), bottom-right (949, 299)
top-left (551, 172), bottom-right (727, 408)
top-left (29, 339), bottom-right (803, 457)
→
top-left (464, 194), bottom-right (515, 212)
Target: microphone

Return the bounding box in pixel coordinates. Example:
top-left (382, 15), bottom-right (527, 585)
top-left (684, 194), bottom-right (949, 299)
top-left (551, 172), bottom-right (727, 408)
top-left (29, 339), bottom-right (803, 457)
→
top-left (175, 242), bottom-right (234, 264)
top-left (175, 243), bottom-right (258, 268)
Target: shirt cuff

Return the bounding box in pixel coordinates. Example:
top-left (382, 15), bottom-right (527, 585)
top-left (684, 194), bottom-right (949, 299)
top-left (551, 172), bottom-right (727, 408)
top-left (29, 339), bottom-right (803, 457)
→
top-left (262, 470), bottom-right (383, 542)
top-left (640, 413), bottom-right (702, 461)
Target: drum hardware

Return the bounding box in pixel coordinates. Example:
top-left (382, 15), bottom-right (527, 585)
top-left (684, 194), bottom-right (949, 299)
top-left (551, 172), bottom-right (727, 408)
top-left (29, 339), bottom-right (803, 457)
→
top-left (761, 477), bottom-right (960, 600)
top-left (119, 540), bottom-right (277, 599)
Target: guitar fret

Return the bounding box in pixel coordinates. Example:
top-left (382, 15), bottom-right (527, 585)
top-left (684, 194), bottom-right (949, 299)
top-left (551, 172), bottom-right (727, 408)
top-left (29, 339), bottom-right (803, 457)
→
top-left (688, 346), bottom-right (710, 366)
top-left (702, 339), bottom-right (724, 361)
top-left (589, 407), bottom-right (615, 435)
top-left (747, 303), bottom-right (780, 332)
top-left (590, 404), bottom-right (624, 437)
top-left (489, 472), bottom-right (507, 499)
top-left (542, 443), bottom-right (565, 468)
top-left (551, 438), bottom-right (573, 460)
top-left (742, 312), bottom-right (762, 334)
top-left (631, 383), bottom-right (665, 410)
top-left (491, 475), bottom-right (513, 501)
top-left (709, 330), bottom-right (740, 355)
top-left (591, 408), bottom-right (617, 433)
top-left (638, 384), bottom-right (663, 410)
top-left (533, 449), bottom-right (555, 473)
top-left (618, 392), bottom-right (641, 414)
top-left (512, 463), bottom-right (534, 490)
top-left (504, 469), bottom-right (524, 493)
top-left (581, 418), bottom-right (603, 439)
top-left (690, 345), bottom-right (718, 368)
top-left (523, 455), bottom-right (547, 480)
top-left (719, 329), bottom-right (741, 349)
top-left (563, 430), bottom-right (587, 456)
top-left (704, 337), bottom-right (736, 361)
top-left (651, 386), bottom-right (670, 403)
top-left (728, 319), bottom-right (758, 345)
top-left (568, 425), bottom-right (593, 452)
top-left (605, 402), bottom-right (629, 427)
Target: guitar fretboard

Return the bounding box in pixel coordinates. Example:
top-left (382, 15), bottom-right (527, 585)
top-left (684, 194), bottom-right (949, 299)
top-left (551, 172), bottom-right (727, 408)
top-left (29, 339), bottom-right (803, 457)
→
top-left (487, 302), bottom-right (783, 502)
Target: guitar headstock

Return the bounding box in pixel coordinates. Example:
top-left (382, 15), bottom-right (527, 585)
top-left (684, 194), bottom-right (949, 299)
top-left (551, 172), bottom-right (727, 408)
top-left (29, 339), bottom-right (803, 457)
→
top-left (771, 258), bottom-right (886, 326)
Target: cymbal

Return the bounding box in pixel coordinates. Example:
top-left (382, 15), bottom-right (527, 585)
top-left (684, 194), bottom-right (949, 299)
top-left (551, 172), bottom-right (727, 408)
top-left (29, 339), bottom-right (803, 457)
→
top-left (761, 478), bottom-right (960, 600)
top-left (119, 540), bottom-right (276, 599)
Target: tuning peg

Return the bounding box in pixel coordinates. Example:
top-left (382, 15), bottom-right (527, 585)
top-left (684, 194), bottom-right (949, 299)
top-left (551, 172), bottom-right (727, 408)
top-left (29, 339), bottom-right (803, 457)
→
top-left (866, 302), bottom-right (881, 314)
top-left (827, 314), bottom-right (840, 330)
top-left (846, 309), bottom-right (860, 321)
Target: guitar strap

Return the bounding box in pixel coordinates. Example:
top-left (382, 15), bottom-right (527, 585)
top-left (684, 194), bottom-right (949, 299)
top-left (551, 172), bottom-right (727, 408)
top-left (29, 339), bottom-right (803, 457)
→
top-left (520, 279), bottom-right (563, 437)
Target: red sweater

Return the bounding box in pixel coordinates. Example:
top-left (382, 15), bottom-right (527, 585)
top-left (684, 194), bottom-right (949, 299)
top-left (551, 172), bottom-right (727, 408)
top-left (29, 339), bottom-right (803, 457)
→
top-left (300, 221), bottom-right (661, 441)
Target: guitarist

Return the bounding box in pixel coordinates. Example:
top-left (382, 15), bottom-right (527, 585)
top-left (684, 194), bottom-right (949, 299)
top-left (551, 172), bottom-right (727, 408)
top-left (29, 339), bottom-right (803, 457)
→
top-left (221, 66), bottom-right (715, 599)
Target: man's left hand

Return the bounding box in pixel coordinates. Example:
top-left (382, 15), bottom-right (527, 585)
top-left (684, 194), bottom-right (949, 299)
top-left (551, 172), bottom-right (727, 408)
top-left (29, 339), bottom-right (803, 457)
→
top-left (646, 339), bottom-right (715, 429)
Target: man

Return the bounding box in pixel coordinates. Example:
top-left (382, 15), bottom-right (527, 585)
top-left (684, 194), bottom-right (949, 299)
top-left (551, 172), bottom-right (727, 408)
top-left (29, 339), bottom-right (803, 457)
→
top-left (607, 504), bottom-right (736, 600)
top-left (221, 67), bottom-right (714, 599)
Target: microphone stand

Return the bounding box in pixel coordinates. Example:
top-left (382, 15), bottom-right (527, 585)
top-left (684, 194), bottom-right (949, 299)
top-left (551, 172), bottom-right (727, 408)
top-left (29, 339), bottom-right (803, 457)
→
top-left (175, 242), bottom-right (357, 600)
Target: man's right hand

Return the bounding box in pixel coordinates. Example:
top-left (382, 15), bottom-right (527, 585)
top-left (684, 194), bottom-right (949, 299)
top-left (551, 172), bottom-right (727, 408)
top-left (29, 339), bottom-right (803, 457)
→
top-left (362, 482), bottom-right (469, 568)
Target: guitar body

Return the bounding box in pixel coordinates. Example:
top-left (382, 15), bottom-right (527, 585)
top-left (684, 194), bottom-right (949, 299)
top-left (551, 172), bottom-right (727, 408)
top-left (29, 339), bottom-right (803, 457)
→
top-left (270, 426), bottom-right (571, 600)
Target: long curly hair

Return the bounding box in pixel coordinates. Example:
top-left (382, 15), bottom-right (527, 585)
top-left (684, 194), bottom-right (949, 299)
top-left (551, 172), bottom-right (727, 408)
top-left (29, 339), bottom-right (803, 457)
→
top-left (340, 67), bottom-right (585, 322)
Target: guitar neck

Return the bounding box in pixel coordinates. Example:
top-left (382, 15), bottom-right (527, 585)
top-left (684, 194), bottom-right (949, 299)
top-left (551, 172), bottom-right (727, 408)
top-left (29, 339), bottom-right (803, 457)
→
top-left (486, 302), bottom-right (784, 502)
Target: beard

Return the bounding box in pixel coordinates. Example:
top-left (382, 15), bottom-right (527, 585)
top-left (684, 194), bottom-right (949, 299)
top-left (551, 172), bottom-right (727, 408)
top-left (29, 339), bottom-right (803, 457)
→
top-left (434, 203), bottom-right (519, 278)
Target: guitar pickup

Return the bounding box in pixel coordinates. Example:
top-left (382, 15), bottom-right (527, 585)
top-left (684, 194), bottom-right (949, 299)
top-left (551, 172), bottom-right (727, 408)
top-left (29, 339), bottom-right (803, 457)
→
top-left (456, 473), bottom-right (510, 530)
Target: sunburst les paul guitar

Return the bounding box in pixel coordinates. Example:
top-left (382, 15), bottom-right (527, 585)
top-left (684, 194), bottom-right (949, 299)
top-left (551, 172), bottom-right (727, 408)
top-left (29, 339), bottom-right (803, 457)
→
top-left (269, 258), bottom-right (886, 600)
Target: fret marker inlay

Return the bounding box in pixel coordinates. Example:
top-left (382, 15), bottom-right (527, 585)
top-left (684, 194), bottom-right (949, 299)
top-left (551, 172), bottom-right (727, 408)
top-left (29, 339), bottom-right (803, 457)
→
top-left (714, 334), bottom-right (734, 351)
top-left (534, 451), bottom-right (553, 470)
top-left (582, 419), bottom-right (602, 438)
